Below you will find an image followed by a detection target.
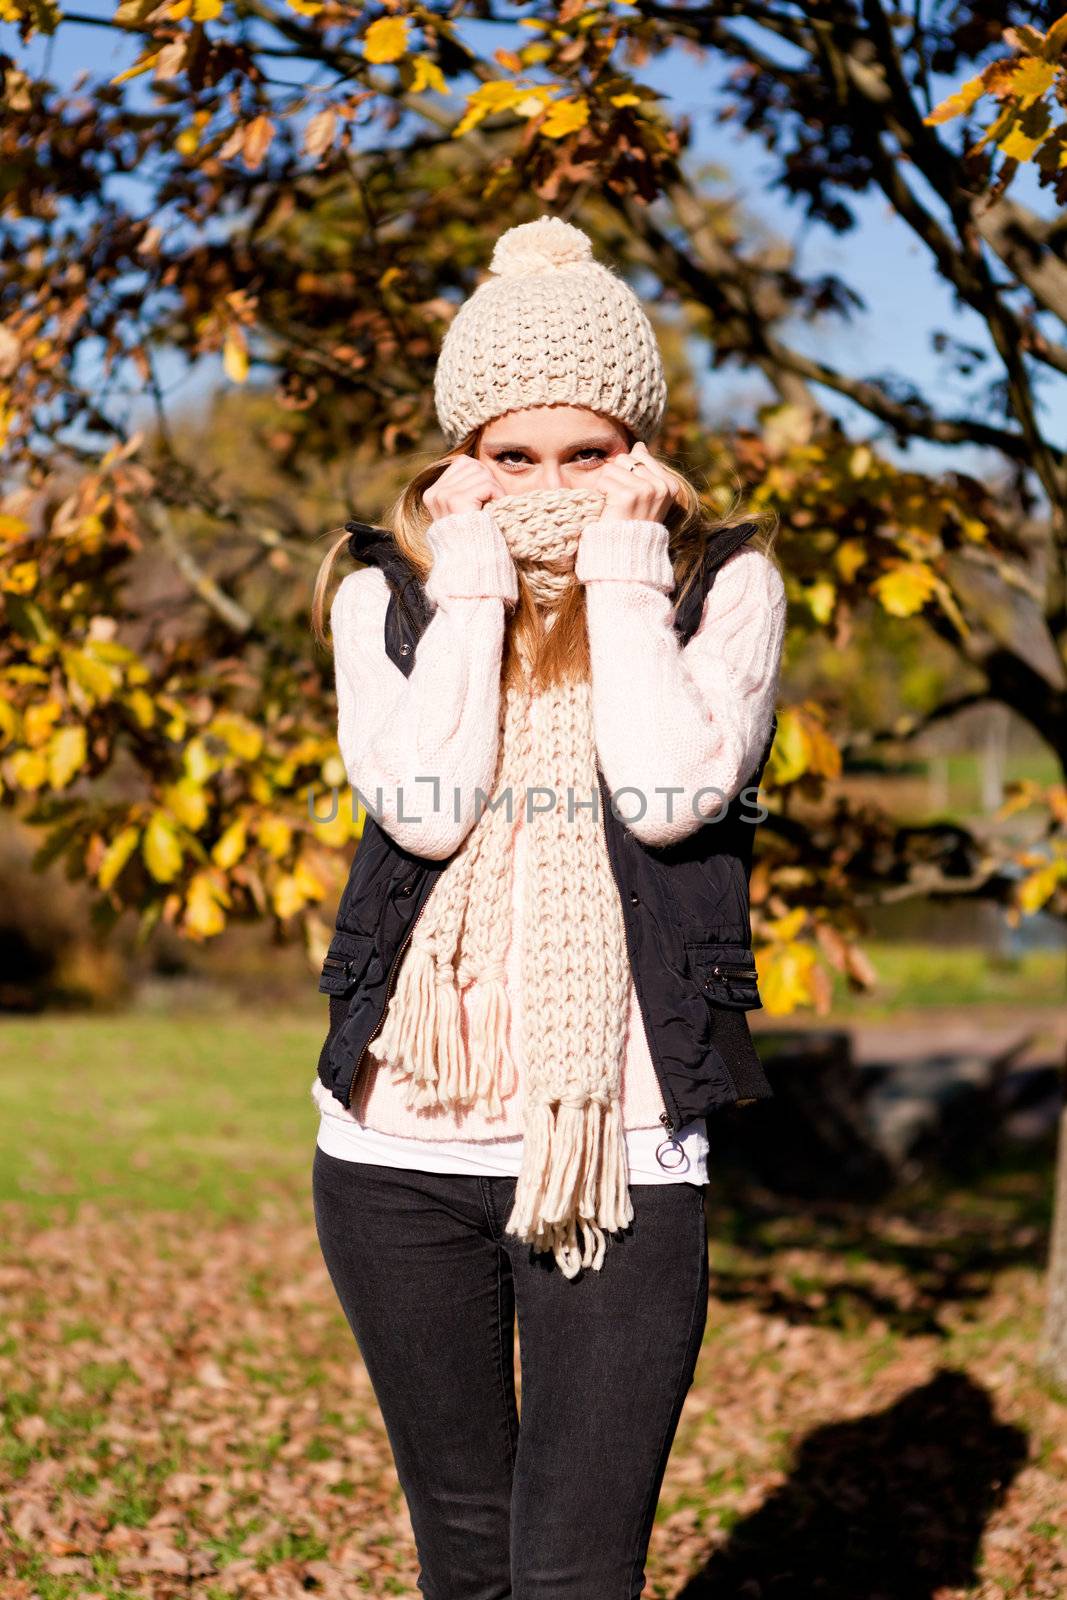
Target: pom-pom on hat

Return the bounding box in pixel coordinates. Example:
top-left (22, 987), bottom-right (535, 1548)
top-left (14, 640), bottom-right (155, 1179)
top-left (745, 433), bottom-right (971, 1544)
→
top-left (433, 216), bottom-right (667, 448)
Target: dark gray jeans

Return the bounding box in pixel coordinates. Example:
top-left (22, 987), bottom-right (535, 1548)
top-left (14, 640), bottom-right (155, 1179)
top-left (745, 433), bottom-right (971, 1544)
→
top-left (312, 1146), bottom-right (709, 1599)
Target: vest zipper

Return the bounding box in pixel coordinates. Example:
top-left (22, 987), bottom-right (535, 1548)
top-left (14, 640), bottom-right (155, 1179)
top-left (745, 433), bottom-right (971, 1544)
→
top-left (347, 888), bottom-right (431, 1112)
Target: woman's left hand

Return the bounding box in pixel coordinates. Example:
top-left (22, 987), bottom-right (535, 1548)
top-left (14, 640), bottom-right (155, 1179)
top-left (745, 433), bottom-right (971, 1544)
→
top-left (594, 440), bottom-right (683, 524)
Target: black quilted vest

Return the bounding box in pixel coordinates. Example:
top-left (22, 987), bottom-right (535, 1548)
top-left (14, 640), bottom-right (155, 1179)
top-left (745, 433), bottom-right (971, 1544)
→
top-left (316, 517), bottom-right (777, 1138)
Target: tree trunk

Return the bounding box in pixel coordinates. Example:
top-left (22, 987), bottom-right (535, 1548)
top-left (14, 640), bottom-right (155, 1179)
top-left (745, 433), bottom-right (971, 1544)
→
top-left (1038, 1059), bottom-right (1067, 1389)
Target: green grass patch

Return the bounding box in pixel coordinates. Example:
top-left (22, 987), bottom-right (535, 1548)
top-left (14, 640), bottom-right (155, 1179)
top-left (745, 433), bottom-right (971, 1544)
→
top-left (0, 1004), bottom-right (325, 1222)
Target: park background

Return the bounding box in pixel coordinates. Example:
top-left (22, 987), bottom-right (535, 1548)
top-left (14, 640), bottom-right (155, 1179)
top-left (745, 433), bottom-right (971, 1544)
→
top-left (1, 2), bottom-right (1066, 1596)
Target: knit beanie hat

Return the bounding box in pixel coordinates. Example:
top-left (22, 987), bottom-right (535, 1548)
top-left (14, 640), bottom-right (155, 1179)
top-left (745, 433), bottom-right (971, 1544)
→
top-left (433, 216), bottom-right (667, 447)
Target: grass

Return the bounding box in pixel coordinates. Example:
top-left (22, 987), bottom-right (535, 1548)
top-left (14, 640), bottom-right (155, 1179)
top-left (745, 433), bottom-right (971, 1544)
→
top-left (0, 1007), bottom-right (321, 1222)
top-left (825, 942), bottom-right (1063, 1020)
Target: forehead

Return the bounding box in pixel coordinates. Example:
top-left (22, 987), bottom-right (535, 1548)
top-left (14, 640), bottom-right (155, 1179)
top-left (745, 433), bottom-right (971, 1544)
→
top-left (480, 405), bottom-right (625, 446)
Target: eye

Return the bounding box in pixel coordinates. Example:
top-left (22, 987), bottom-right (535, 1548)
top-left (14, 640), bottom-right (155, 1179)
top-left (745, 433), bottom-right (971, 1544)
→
top-left (491, 450), bottom-right (530, 468)
top-left (573, 448), bottom-right (608, 464)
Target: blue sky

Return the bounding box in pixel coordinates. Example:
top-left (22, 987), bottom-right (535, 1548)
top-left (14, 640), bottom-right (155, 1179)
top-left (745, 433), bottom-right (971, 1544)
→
top-left (14, 3), bottom-right (1066, 483)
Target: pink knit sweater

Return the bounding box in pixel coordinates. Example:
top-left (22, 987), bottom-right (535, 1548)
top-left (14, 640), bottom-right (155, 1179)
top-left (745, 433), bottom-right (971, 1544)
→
top-left (327, 508), bottom-right (787, 1142)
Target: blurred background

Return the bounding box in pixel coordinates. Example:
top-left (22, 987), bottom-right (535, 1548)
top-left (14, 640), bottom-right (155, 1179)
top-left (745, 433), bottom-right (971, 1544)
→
top-left (2, 3), bottom-right (1066, 1597)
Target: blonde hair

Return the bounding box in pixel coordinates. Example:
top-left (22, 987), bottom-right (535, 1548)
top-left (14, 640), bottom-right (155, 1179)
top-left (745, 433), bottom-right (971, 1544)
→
top-left (311, 423), bottom-right (777, 694)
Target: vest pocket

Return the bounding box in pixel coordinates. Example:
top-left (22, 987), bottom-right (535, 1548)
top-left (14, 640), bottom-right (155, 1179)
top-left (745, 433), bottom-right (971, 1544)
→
top-left (683, 938), bottom-right (762, 1010)
top-left (318, 930), bottom-right (376, 996)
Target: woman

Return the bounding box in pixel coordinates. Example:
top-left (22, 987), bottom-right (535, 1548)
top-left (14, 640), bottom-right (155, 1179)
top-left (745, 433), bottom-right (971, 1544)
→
top-left (309, 216), bottom-right (787, 1598)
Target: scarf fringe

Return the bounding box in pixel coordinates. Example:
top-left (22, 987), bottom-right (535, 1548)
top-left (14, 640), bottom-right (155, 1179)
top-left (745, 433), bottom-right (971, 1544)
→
top-left (369, 945), bottom-right (518, 1122)
top-left (505, 1098), bottom-right (633, 1277)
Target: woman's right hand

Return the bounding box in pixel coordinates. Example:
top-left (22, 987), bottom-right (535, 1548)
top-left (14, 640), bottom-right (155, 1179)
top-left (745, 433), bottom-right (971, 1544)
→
top-left (423, 456), bottom-right (503, 521)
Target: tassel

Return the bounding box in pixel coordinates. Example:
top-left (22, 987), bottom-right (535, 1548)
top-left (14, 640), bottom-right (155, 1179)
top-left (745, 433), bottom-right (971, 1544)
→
top-left (463, 972), bottom-right (517, 1118)
top-left (433, 963), bottom-right (467, 1106)
top-left (598, 1100), bottom-right (634, 1233)
top-left (369, 943), bottom-right (443, 1105)
top-left (505, 1100), bottom-right (554, 1240)
top-left (539, 1101), bottom-right (587, 1226)
top-left (506, 1097), bottom-right (632, 1277)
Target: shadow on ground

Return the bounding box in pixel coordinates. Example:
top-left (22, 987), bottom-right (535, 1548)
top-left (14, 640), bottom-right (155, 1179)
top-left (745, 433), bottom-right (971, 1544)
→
top-left (678, 1368), bottom-right (1028, 1600)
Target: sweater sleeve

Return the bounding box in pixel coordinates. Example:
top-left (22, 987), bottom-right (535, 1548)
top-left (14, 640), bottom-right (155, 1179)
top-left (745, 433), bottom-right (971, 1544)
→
top-left (330, 510), bottom-right (517, 859)
top-left (576, 519), bottom-right (787, 848)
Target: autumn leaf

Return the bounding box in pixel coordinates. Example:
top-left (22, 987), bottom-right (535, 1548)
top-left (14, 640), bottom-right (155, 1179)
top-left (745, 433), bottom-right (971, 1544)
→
top-left (870, 561), bottom-right (939, 617)
top-left (164, 776), bottom-right (209, 830)
top-left (541, 96), bottom-right (590, 139)
top-left (48, 724), bottom-right (87, 789)
top-left (212, 816), bottom-right (247, 870)
top-left (98, 824), bottom-right (140, 891)
top-left (143, 812), bottom-right (183, 883)
top-left (256, 815), bottom-right (293, 858)
top-left (757, 940), bottom-right (819, 1015)
top-left (183, 870), bottom-right (231, 937)
top-left (242, 115), bottom-right (274, 171)
top-left (1009, 57), bottom-right (1058, 107)
top-left (1016, 855), bottom-right (1067, 914)
top-left (363, 15), bottom-right (409, 65)
top-left (409, 56), bottom-right (447, 95)
top-left (923, 73), bottom-right (987, 126)
top-left (304, 107), bottom-right (336, 158)
top-left (223, 326), bottom-right (248, 384)
top-left (453, 81), bottom-right (528, 137)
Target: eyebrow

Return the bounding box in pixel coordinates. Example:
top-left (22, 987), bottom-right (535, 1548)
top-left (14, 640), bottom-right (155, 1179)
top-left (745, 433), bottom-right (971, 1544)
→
top-left (485, 435), bottom-right (617, 453)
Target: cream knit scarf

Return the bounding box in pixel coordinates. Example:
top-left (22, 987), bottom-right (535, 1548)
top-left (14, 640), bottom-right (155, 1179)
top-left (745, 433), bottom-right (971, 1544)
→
top-left (367, 485), bottom-right (636, 1279)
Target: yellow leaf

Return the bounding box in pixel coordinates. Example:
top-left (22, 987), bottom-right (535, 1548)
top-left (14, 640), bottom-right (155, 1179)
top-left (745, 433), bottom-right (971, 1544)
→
top-left (0, 698), bottom-right (17, 746)
top-left (410, 56), bottom-right (447, 95)
top-left (184, 871), bottom-right (230, 938)
top-left (2, 560), bottom-right (37, 594)
top-left (66, 648), bottom-right (119, 704)
top-left (271, 872), bottom-right (306, 919)
top-left (848, 444), bottom-right (872, 478)
top-left (453, 80), bottom-right (527, 137)
top-left (143, 812), bottom-right (183, 883)
top-left (209, 713), bottom-right (262, 760)
top-left (805, 579), bottom-right (836, 624)
top-left (363, 15), bottom-right (409, 64)
top-left (766, 706), bottom-right (807, 786)
top-left (610, 92), bottom-right (641, 107)
top-left (212, 816), bottom-right (247, 870)
top-left (257, 815), bottom-right (293, 858)
top-left (293, 854), bottom-right (326, 899)
top-left (24, 701), bottom-right (60, 748)
top-left (541, 95), bottom-right (590, 139)
top-left (10, 748), bottom-right (48, 790)
top-left (164, 776), bottom-right (208, 830)
top-left (184, 736), bottom-right (217, 783)
top-left (757, 941), bottom-right (818, 1015)
top-left (1009, 57), bottom-right (1057, 106)
top-left (223, 326), bottom-right (248, 384)
top-left (125, 688), bottom-right (155, 729)
top-left (98, 825), bottom-right (140, 891)
top-left (923, 73), bottom-right (987, 126)
top-left (999, 123), bottom-right (1046, 163)
top-left (0, 514), bottom-right (29, 541)
top-left (766, 907), bottom-right (807, 943)
top-left (48, 724), bottom-right (86, 789)
top-left (1017, 859), bottom-right (1066, 914)
top-left (111, 51), bottom-right (160, 87)
top-left (193, 0), bottom-right (223, 14)
top-left (870, 561), bottom-right (939, 617)
top-left (835, 538), bottom-right (866, 582)
top-left (286, 0), bottom-right (323, 13)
